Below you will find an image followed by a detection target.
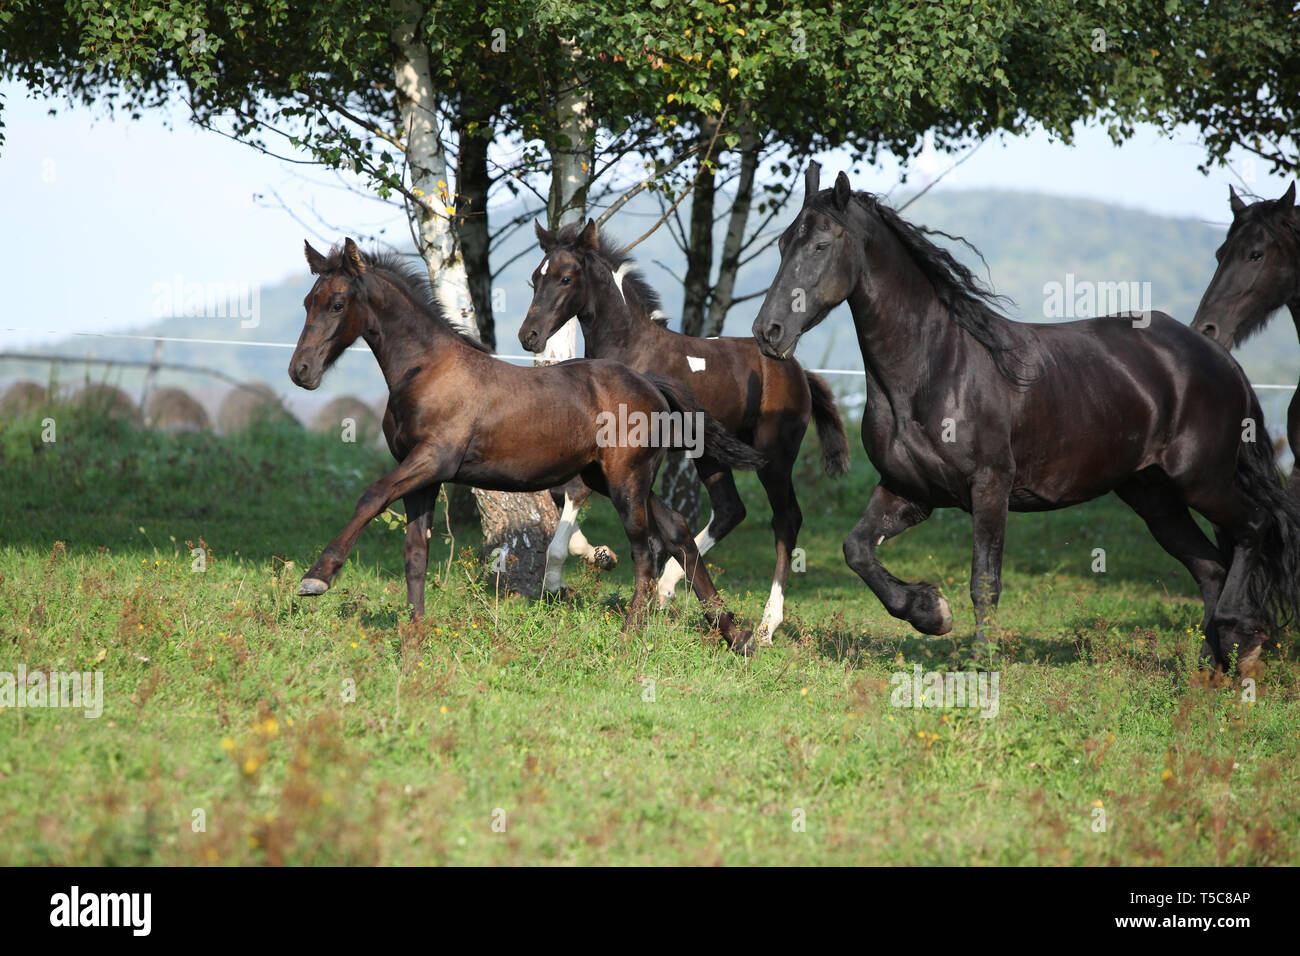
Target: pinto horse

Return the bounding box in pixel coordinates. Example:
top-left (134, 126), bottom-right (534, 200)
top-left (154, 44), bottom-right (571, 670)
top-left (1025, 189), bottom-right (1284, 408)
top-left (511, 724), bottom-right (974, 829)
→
top-left (1191, 183), bottom-right (1299, 495)
top-left (518, 219), bottom-right (850, 646)
top-left (751, 163), bottom-right (1300, 673)
top-left (289, 238), bottom-right (764, 653)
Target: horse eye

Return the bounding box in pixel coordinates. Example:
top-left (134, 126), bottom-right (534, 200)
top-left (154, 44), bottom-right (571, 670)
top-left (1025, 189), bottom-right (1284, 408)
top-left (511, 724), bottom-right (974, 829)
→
top-left (561, 276), bottom-right (571, 285)
top-left (331, 301), bottom-right (344, 312)
top-left (815, 242), bottom-right (830, 252)
top-left (1249, 249), bottom-right (1263, 261)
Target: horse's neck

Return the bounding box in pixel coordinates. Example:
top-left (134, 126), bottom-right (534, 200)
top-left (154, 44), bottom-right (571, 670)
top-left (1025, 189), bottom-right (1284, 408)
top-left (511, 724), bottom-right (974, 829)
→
top-left (579, 265), bottom-right (647, 359)
top-left (366, 288), bottom-right (469, 391)
top-left (848, 229), bottom-right (965, 406)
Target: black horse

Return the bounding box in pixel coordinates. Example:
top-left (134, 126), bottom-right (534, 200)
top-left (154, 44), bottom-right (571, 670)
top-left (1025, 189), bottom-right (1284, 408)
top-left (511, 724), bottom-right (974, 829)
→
top-left (752, 163), bottom-right (1300, 674)
top-left (1191, 183), bottom-right (1299, 495)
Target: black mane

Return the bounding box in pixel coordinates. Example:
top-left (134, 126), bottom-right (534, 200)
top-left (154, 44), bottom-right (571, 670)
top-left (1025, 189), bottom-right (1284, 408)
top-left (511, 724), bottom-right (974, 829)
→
top-left (823, 191), bottom-right (1034, 386)
top-left (322, 243), bottom-right (491, 352)
top-left (553, 223), bottom-right (669, 325)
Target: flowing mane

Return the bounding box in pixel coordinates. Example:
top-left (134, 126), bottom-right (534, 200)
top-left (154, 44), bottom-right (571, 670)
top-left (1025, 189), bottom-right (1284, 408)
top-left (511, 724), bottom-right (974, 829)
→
top-left (552, 222), bottom-right (670, 325)
top-left (320, 243), bottom-right (491, 352)
top-left (826, 191), bottom-right (1034, 386)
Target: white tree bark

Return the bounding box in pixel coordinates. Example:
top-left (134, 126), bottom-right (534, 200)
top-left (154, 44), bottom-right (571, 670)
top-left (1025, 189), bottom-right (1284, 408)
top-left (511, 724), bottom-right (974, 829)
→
top-left (391, 0), bottom-right (475, 336)
top-left (539, 36), bottom-right (594, 362)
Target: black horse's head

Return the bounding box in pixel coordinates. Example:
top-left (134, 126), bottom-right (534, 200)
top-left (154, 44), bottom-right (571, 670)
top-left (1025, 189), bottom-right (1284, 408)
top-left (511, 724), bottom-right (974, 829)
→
top-left (1191, 182), bottom-right (1299, 350)
top-left (291, 238), bottom-right (374, 390)
top-left (518, 219), bottom-right (601, 353)
top-left (753, 162), bottom-right (864, 359)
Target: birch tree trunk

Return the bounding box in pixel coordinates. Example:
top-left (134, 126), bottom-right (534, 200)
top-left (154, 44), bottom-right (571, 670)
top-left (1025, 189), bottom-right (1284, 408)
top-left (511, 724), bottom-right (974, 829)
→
top-left (540, 36), bottom-right (595, 361)
top-left (705, 120), bottom-right (760, 337)
top-left (392, 0), bottom-right (557, 595)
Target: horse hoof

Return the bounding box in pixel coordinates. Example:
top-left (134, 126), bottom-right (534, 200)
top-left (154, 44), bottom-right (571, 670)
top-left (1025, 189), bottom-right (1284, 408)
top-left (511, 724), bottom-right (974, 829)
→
top-left (297, 577), bottom-right (329, 597)
top-left (755, 631), bottom-right (775, 647)
top-left (730, 630), bottom-right (755, 656)
top-left (913, 593), bottom-right (953, 635)
top-left (589, 546), bottom-right (618, 571)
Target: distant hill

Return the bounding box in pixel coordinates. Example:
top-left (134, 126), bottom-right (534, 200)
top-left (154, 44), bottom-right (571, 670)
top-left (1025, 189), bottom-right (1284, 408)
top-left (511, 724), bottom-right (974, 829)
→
top-left (5, 188), bottom-right (1296, 427)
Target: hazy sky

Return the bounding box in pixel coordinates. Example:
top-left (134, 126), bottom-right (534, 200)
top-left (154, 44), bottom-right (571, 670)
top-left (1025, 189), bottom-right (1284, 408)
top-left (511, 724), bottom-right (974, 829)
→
top-left (1, 80), bottom-right (1295, 354)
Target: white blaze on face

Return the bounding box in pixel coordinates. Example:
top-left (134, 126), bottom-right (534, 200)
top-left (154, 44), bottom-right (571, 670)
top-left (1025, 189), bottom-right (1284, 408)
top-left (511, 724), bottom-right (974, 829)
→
top-left (543, 493), bottom-right (581, 592)
top-left (687, 355), bottom-right (707, 372)
top-left (540, 258), bottom-right (550, 276)
top-left (657, 521), bottom-right (717, 605)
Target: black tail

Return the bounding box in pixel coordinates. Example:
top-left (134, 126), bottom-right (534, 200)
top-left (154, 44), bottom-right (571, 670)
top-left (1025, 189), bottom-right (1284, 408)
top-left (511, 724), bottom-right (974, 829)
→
top-left (647, 374), bottom-right (766, 472)
top-left (805, 371), bottom-right (851, 477)
top-left (1235, 411), bottom-right (1300, 632)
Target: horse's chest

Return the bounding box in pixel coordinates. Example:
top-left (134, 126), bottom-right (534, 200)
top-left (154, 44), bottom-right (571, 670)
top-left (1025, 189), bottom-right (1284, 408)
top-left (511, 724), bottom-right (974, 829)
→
top-left (861, 414), bottom-right (968, 506)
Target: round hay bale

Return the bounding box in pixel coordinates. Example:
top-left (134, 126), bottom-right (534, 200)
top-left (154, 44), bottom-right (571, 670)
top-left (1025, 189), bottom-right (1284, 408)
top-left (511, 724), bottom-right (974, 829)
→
top-left (0, 381), bottom-right (48, 416)
top-left (72, 383), bottom-right (141, 424)
top-left (217, 383), bottom-right (298, 435)
top-left (144, 387), bottom-right (211, 432)
top-left (310, 396), bottom-right (382, 446)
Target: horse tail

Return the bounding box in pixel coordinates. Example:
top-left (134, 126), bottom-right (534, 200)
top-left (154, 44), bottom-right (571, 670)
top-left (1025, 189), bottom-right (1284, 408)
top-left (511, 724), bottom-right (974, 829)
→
top-left (646, 374), bottom-right (766, 472)
top-left (1235, 405), bottom-right (1300, 632)
top-left (805, 371), bottom-right (851, 477)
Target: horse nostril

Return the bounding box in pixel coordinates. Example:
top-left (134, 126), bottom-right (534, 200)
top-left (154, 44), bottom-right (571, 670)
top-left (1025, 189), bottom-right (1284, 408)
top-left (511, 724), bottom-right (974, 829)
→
top-left (294, 362), bottom-right (309, 380)
top-left (765, 322), bottom-right (783, 345)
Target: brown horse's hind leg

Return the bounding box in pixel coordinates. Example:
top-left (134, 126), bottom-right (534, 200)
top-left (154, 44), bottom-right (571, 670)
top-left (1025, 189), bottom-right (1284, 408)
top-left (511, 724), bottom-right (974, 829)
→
top-left (299, 444), bottom-right (444, 597)
top-left (402, 485), bottom-right (439, 618)
top-left (607, 484), bottom-right (657, 629)
top-left (649, 494), bottom-right (753, 655)
top-left (843, 484), bottom-right (949, 635)
top-left (656, 463), bottom-right (746, 607)
top-left (754, 461), bottom-right (802, 646)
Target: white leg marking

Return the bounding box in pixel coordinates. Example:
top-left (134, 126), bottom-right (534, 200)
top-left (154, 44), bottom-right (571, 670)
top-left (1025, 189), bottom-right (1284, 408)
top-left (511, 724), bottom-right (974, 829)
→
top-left (567, 526), bottom-right (596, 560)
top-left (657, 521), bottom-right (717, 606)
top-left (756, 580), bottom-right (785, 646)
top-left (543, 494), bottom-right (581, 592)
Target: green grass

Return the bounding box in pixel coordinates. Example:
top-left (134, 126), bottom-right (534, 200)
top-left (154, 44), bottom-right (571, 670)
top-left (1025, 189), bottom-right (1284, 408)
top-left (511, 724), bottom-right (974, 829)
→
top-left (0, 403), bottom-right (1297, 865)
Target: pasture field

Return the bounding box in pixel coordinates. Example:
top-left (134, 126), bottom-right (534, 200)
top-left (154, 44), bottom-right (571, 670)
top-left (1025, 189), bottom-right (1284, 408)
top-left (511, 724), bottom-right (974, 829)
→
top-left (1, 403), bottom-right (1297, 866)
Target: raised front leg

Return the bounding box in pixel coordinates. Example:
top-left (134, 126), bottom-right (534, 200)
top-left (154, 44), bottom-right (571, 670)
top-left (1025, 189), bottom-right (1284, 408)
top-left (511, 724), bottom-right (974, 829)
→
top-left (402, 485), bottom-right (439, 618)
top-left (969, 469), bottom-right (1012, 644)
top-left (842, 484), bottom-right (950, 634)
top-left (299, 443), bottom-right (444, 597)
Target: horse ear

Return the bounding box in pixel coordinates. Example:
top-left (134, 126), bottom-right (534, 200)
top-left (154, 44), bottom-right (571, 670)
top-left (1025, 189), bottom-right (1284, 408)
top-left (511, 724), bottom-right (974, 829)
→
top-left (534, 219), bottom-right (556, 253)
top-left (834, 171), bottom-right (851, 211)
top-left (1229, 185), bottom-right (1247, 217)
top-left (1279, 181), bottom-right (1296, 209)
top-left (576, 218), bottom-right (600, 253)
top-left (304, 240), bottom-right (328, 275)
top-left (341, 237), bottom-right (367, 275)
top-left (803, 161), bottom-right (822, 206)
